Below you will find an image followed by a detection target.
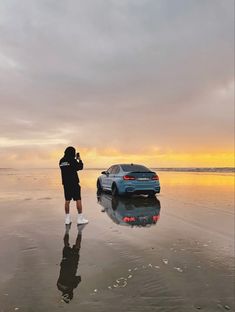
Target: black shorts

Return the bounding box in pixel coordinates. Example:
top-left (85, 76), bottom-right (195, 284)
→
top-left (63, 184), bottom-right (81, 201)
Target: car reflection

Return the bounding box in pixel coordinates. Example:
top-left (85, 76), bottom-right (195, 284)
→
top-left (57, 224), bottom-right (86, 303)
top-left (97, 193), bottom-right (161, 227)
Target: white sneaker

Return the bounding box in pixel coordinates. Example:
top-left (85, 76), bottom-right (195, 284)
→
top-left (65, 214), bottom-right (71, 225)
top-left (77, 214), bottom-right (89, 225)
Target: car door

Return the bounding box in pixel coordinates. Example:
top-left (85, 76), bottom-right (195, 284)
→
top-left (112, 165), bottom-right (120, 182)
top-left (102, 166), bottom-right (113, 190)
top-left (106, 166), bottom-right (116, 190)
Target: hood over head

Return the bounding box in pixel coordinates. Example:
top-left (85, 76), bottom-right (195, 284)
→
top-left (64, 146), bottom-right (76, 159)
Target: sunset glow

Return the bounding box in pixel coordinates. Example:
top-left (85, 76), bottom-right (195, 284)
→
top-left (0, 1), bottom-right (234, 169)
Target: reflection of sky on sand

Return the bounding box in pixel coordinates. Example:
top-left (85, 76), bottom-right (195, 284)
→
top-left (0, 169), bottom-right (233, 240)
top-left (160, 171), bottom-right (234, 215)
top-left (0, 168), bottom-right (234, 311)
top-left (1, 168), bottom-right (234, 189)
top-left (0, 168), bottom-right (233, 201)
top-left (0, 169), bottom-right (61, 200)
top-left (0, 169), bottom-right (233, 243)
top-left (160, 171), bottom-right (234, 187)
top-left (0, 169), bottom-right (99, 200)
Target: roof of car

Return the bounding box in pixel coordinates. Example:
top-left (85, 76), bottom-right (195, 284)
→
top-left (118, 163), bottom-right (137, 166)
top-left (110, 164), bottom-right (149, 168)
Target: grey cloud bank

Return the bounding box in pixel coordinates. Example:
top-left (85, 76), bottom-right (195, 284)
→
top-left (0, 0), bottom-right (234, 161)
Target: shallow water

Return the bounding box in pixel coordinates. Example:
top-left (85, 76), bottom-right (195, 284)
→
top-left (0, 169), bottom-right (234, 311)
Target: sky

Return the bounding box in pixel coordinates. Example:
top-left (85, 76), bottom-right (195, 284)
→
top-left (0, 0), bottom-right (234, 168)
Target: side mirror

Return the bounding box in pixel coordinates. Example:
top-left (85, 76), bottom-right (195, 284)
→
top-left (101, 171), bottom-right (107, 175)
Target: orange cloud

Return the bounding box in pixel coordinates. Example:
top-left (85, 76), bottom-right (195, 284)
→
top-left (1, 146), bottom-right (234, 169)
top-left (64, 149), bottom-right (234, 168)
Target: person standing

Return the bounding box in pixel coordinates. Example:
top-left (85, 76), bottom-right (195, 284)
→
top-left (59, 146), bottom-right (88, 225)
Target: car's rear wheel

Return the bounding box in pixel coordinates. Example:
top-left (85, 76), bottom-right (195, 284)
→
top-left (112, 184), bottom-right (119, 196)
top-left (97, 179), bottom-right (103, 191)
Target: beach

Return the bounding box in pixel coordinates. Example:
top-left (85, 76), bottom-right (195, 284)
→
top-left (0, 169), bottom-right (234, 312)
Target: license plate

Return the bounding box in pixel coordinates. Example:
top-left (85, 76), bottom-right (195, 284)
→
top-left (138, 216), bottom-right (148, 221)
top-left (137, 178), bottom-right (150, 181)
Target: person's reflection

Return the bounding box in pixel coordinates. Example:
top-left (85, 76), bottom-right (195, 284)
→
top-left (57, 224), bottom-right (86, 303)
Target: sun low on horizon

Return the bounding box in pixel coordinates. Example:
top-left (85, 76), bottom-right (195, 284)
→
top-left (0, 0), bottom-right (234, 169)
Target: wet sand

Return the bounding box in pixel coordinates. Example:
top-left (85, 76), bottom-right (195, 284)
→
top-left (0, 169), bottom-right (234, 312)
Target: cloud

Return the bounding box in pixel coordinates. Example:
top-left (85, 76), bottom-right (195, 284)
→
top-left (0, 0), bottom-right (234, 166)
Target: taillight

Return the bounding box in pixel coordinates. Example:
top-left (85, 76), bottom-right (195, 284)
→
top-left (152, 174), bottom-right (159, 180)
top-left (123, 175), bottom-right (136, 180)
top-left (152, 215), bottom-right (160, 222)
top-left (123, 217), bottom-right (136, 222)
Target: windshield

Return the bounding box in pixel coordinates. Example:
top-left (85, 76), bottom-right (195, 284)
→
top-left (121, 164), bottom-right (151, 172)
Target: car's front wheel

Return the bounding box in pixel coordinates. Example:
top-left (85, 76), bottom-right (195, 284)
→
top-left (111, 184), bottom-right (119, 197)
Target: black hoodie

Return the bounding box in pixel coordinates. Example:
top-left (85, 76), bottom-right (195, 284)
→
top-left (59, 147), bottom-right (83, 186)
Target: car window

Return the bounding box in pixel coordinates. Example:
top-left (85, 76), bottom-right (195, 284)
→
top-left (121, 164), bottom-right (151, 172)
top-left (110, 166), bottom-right (117, 174)
top-left (107, 166), bottom-right (113, 174)
top-left (109, 167), bottom-right (114, 174)
top-left (115, 166), bottom-right (120, 174)
top-left (112, 166), bottom-right (120, 174)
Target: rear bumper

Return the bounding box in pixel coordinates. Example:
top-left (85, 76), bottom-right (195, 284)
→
top-left (116, 180), bottom-right (160, 196)
top-left (122, 186), bottom-right (160, 195)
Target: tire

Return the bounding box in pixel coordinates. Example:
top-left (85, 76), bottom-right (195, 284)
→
top-left (97, 179), bottom-right (103, 191)
top-left (112, 184), bottom-right (119, 197)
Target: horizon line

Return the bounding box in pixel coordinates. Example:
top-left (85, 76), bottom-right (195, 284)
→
top-left (1, 166), bottom-right (234, 171)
